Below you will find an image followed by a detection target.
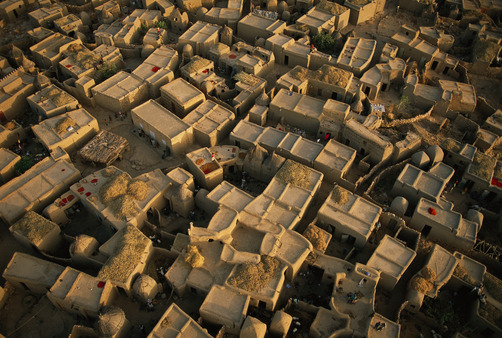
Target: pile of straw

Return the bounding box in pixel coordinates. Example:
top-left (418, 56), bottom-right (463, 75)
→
top-left (46, 88), bottom-right (75, 107)
top-left (54, 116), bottom-right (76, 135)
top-left (184, 245), bottom-right (204, 268)
top-left (485, 273), bottom-right (502, 303)
top-left (109, 195), bottom-right (137, 219)
top-left (99, 173), bottom-right (131, 205)
top-left (99, 172), bottom-right (150, 219)
top-left (276, 161), bottom-right (312, 189)
top-left (470, 152), bottom-right (496, 181)
top-left (11, 211), bottom-right (57, 244)
top-left (494, 161), bottom-right (502, 180)
top-left (331, 186), bottom-right (349, 205)
top-left (227, 256), bottom-right (281, 292)
top-left (185, 56), bottom-right (211, 74)
top-left (441, 138), bottom-right (461, 153)
top-left (473, 39), bottom-right (501, 63)
top-left (303, 225), bottom-right (327, 251)
top-left (5, 121), bottom-right (16, 130)
top-left (421, 267), bottom-right (436, 282)
top-left (289, 65), bottom-right (351, 88)
top-left (127, 180), bottom-right (149, 201)
top-left (234, 72), bottom-right (260, 86)
top-left (347, 0), bottom-right (370, 5)
top-left (410, 276), bottom-right (433, 293)
top-left (317, 0), bottom-right (347, 15)
top-left (98, 225), bottom-right (150, 283)
top-left (479, 302), bottom-right (502, 327)
top-left (453, 264), bottom-right (476, 285)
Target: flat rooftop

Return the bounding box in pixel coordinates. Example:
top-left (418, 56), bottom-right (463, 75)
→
top-left (132, 100), bottom-right (191, 139)
top-left (161, 78), bottom-right (205, 105)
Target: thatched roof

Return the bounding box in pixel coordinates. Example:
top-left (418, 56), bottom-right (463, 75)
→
top-left (109, 194), bottom-right (138, 219)
top-left (227, 256), bottom-right (281, 292)
top-left (11, 211), bottom-right (58, 244)
top-left (276, 161), bottom-right (312, 189)
top-left (331, 185), bottom-right (349, 205)
top-left (184, 244), bottom-right (204, 268)
top-left (54, 116), bottom-right (76, 135)
top-left (469, 152), bottom-right (496, 181)
top-left (79, 130), bottom-right (129, 165)
top-left (98, 225), bottom-right (151, 283)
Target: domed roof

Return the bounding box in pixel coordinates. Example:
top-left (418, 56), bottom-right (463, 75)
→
top-left (391, 196), bottom-right (408, 215)
top-left (411, 151), bottom-right (430, 169)
top-left (133, 274), bottom-right (157, 295)
top-left (255, 92), bottom-right (270, 106)
top-left (277, 1), bottom-right (288, 12)
top-left (34, 71), bottom-right (51, 90)
top-left (425, 145), bottom-right (444, 165)
top-left (175, 184), bottom-right (192, 200)
top-left (71, 234), bottom-right (98, 255)
top-left (96, 306), bottom-right (126, 337)
top-left (182, 44), bottom-right (194, 56)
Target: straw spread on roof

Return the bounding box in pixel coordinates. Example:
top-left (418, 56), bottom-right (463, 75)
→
top-left (98, 225), bottom-right (150, 283)
top-left (64, 44), bottom-right (99, 70)
top-left (441, 138), bottom-right (461, 153)
top-left (234, 72), bottom-right (260, 86)
top-left (346, 0), bottom-right (370, 6)
top-left (473, 39), bottom-right (501, 63)
top-left (479, 302), bottom-right (502, 328)
top-left (453, 263), bottom-right (475, 285)
top-left (485, 272), bottom-right (502, 303)
top-left (469, 151), bottom-right (496, 181)
top-left (411, 267), bottom-right (436, 293)
top-left (184, 55), bottom-right (211, 74)
top-left (276, 161), bottom-right (312, 189)
top-left (304, 225), bottom-right (327, 251)
top-left (410, 276), bottom-right (433, 293)
top-left (494, 162), bottom-right (502, 180)
top-left (44, 87), bottom-right (75, 107)
top-left (184, 244), bottom-right (204, 268)
top-left (5, 121), bottom-right (16, 130)
top-left (54, 116), bottom-right (76, 135)
top-left (99, 173), bottom-right (149, 219)
top-left (317, 0), bottom-right (347, 15)
top-left (331, 185), bottom-right (349, 205)
top-left (421, 266), bottom-right (436, 282)
top-left (11, 211), bottom-right (57, 244)
top-left (228, 255), bottom-right (281, 292)
top-left (290, 65), bottom-right (351, 88)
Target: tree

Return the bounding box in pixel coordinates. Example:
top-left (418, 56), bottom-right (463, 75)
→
top-left (15, 156), bottom-right (33, 175)
top-left (312, 33), bottom-right (336, 53)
